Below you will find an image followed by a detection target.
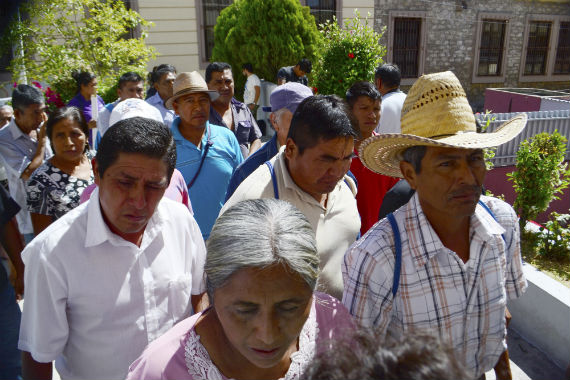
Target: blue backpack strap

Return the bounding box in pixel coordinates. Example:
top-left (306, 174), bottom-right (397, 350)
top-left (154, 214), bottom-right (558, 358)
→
top-left (478, 200), bottom-right (506, 242)
top-left (387, 213), bottom-right (402, 298)
top-left (265, 161), bottom-right (279, 199)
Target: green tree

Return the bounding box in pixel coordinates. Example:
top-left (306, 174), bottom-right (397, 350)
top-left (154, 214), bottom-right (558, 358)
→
top-left (211, 0), bottom-right (321, 99)
top-left (2, 0), bottom-right (155, 103)
top-left (507, 131), bottom-right (570, 230)
top-left (312, 11), bottom-right (385, 97)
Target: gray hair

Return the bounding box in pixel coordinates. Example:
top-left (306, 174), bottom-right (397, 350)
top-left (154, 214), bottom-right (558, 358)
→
top-left (272, 107), bottom-right (290, 125)
top-left (0, 105), bottom-right (13, 112)
top-left (205, 199), bottom-right (319, 300)
top-left (401, 145), bottom-right (427, 174)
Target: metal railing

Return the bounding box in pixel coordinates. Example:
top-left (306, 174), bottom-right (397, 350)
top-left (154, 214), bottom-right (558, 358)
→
top-left (475, 109), bottom-right (570, 167)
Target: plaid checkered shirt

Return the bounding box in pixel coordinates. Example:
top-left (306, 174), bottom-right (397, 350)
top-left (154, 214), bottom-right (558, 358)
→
top-left (342, 193), bottom-right (527, 378)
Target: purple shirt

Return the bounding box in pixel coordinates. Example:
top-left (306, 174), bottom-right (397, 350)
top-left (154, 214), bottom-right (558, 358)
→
top-left (67, 94), bottom-right (105, 123)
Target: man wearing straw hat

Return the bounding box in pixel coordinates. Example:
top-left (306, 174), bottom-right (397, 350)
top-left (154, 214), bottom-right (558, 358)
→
top-left (167, 71), bottom-right (243, 240)
top-left (342, 71), bottom-right (528, 379)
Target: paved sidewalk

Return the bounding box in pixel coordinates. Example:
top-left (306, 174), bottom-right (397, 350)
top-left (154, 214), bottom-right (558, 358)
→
top-left (485, 326), bottom-right (566, 380)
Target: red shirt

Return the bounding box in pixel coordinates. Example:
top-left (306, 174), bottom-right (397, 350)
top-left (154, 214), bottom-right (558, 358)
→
top-left (351, 142), bottom-right (399, 234)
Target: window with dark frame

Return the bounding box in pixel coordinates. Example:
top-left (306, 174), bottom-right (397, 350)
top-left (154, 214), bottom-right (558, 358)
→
top-left (554, 21), bottom-right (570, 74)
top-left (478, 19), bottom-right (506, 76)
top-left (524, 21), bottom-right (552, 76)
top-left (203, 0), bottom-right (232, 62)
top-left (393, 17), bottom-right (421, 78)
top-left (306, 0), bottom-right (337, 27)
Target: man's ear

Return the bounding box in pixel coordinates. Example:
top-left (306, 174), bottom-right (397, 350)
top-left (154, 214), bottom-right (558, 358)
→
top-left (375, 77), bottom-right (382, 91)
top-left (269, 112), bottom-right (278, 132)
top-left (171, 100), bottom-right (179, 116)
top-left (13, 108), bottom-right (22, 121)
top-left (93, 158), bottom-right (100, 186)
top-left (400, 160), bottom-right (418, 190)
top-left (284, 138), bottom-right (297, 160)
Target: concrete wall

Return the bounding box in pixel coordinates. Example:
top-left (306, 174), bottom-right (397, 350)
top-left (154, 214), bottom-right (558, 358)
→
top-left (374, 0), bottom-right (570, 111)
top-left (507, 263), bottom-right (570, 370)
top-left (140, 0), bottom-right (200, 74)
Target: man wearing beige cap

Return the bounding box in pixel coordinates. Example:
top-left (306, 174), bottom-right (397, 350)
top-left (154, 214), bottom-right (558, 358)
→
top-left (167, 71), bottom-right (243, 239)
top-left (343, 71), bottom-right (528, 379)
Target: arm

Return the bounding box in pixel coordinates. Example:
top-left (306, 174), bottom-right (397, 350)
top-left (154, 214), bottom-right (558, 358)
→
top-left (22, 351), bottom-right (53, 380)
top-left (31, 213), bottom-right (54, 236)
top-left (253, 85), bottom-right (261, 105)
top-left (21, 120), bottom-right (48, 181)
top-left (2, 217), bottom-right (25, 299)
top-left (249, 139), bottom-right (261, 155)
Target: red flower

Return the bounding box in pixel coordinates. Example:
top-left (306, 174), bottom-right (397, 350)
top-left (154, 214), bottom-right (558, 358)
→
top-left (312, 87), bottom-right (318, 94)
top-left (13, 82), bottom-right (18, 88)
top-left (348, 53), bottom-right (355, 59)
top-left (338, 79), bottom-right (343, 83)
top-left (32, 81), bottom-right (42, 89)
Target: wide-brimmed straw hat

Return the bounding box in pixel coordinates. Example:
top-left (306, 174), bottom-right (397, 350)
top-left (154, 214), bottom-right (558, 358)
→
top-left (359, 71), bottom-right (527, 178)
top-left (165, 71), bottom-right (219, 110)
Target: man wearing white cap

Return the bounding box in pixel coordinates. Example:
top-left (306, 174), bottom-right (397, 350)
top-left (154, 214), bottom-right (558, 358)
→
top-left (342, 71), bottom-right (528, 379)
top-left (225, 82), bottom-right (313, 200)
top-left (167, 71), bottom-right (243, 240)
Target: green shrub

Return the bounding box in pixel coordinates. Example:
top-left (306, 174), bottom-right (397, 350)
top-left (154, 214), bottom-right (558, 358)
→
top-left (507, 131), bottom-right (570, 230)
top-left (311, 11), bottom-right (385, 97)
top-left (540, 213), bottom-right (570, 262)
top-left (211, 0), bottom-right (321, 100)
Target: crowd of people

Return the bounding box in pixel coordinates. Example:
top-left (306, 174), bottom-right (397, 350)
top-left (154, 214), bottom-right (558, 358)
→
top-left (0, 60), bottom-right (529, 380)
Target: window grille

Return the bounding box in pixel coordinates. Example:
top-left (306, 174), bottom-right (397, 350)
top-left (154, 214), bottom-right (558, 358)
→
top-left (203, 0), bottom-right (232, 61)
top-left (478, 19), bottom-right (506, 76)
top-left (393, 18), bottom-right (421, 78)
top-left (554, 21), bottom-right (570, 74)
top-left (524, 21), bottom-right (552, 75)
top-left (306, 0), bottom-right (336, 26)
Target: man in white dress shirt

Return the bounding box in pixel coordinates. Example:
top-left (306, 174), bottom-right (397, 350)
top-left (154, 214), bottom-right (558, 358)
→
top-left (374, 63), bottom-right (407, 134)
top-left (19, 117), bottom-right (207, 380)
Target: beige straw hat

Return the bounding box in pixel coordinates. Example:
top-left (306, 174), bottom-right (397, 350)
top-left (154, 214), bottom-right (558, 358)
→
top-left (359, 71), bottom-right (527, 178)
top-left (165, 71), bottom-right (219, 110)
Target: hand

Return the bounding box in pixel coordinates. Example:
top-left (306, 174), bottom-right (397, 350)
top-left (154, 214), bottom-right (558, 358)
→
top-left (87, 119), bottom-right (97, 129)
top-left (13, 273), bottom-right (24, 300)
top-left (38, 117), bottom-right (47, 141)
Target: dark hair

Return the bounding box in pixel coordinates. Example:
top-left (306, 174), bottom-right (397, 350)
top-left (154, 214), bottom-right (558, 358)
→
top-left (148, 64), bottom-right (177, 86)
top-left (303, 329), bottom-right (469, 380)
top-left (118, 72), bottom-right (144, 89)
top-left (72, 71), bottom-right (96, 93)
top-left (205, 62), bottom-right (232, 83)
top-left (242, 63), bottom-right (253, 72)
top-left (402, 145), bottom-right (427, 174)
top-left (46, 106), bottom-right (89, 153)
top-left (287, 95), bottom-right (358, 154)
top-left (11, 84), bottom-right (44, 112)
top-left (345, 81), bottom-right (382, 108)
top-left (375, 63), bottom-right (401, 88)
top-left (96, 117), bottom-right (176, 181)
top-left (297, 58), bottom-right (312, 74)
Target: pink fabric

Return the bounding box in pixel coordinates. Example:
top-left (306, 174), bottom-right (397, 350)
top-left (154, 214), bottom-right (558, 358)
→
top-left (80, 168), bottom-right (192, 214)
top-left (126, 292), bottom-right (355, 380)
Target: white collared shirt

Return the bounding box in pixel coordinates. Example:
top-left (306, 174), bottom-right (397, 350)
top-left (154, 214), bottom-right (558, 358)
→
top-left (19, 188), bottom-right (206, 380)
top-left (374, 90), bottom-right (407, 134)
top-left (221, 148), bottom-right (361, 300)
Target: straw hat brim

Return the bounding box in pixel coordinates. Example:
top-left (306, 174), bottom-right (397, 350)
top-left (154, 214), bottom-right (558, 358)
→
top-left (165, 88), bottom-right (219, 110)
top-left (359, 113), bottom-right (528, 178)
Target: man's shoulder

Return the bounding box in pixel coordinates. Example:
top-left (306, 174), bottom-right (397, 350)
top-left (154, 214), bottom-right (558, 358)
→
top-left (23, 202), bottom-right (89, 259)
top-left (478, 195), bottom-right (517, 224)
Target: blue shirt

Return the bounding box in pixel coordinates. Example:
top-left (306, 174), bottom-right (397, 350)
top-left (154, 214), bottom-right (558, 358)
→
top-left (225, 133), bottom-right (279, 201)
top-left (172, 119), bottom-right (243, 239)
top-left (0, 119), bottom-right (53, 175)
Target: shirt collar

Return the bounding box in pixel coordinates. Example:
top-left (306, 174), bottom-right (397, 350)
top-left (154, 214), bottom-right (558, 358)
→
top-left (276, 147), bottom-right (343, 211)
top-left (84, 187), bottom-right (166, 250)
top-left (8, 119), bottom-right (29, 140)
top-left (172, 118), bottom-right (213, 147)
top-left (405, 193), bottom-right (506, 268)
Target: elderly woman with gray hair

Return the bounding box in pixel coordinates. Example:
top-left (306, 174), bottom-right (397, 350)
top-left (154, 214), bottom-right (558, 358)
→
top-left (127, 199), bottom-right (354, 380)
